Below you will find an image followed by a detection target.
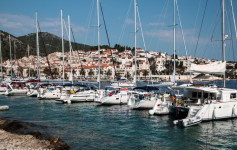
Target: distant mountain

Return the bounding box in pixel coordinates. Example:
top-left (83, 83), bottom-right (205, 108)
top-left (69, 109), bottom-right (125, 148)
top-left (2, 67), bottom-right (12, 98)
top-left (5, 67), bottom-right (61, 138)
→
top-left (18, 32), bottom-right (91, 55)
top-left (0, 30), bottom-right (91, 61)
top-left (0, 30), bottom-right (28, 61)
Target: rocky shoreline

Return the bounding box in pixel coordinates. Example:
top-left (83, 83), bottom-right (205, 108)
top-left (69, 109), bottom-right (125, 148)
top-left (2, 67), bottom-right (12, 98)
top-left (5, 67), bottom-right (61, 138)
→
top-left (0, 119), bottom-right (70, 150)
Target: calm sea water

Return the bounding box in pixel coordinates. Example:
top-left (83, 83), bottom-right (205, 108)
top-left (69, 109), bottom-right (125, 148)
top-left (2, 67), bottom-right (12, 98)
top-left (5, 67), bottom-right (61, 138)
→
top-left (0, 81), bottom-right (237, 149)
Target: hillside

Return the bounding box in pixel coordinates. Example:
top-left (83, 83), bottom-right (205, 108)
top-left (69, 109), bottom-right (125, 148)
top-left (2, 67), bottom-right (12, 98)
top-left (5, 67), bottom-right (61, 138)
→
top-left (0, 30), bottom-right (91, 61)
top-left (18, 32), bottom-right (91, 55)
top-left (0, 30), bottom-right (28, 61)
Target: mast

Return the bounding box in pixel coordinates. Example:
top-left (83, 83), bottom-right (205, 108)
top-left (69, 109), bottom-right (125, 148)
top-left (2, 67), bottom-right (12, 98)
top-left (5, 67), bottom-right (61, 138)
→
top-left (61, 9), bottom-right (65, 85)
top-left (36, 12), bottom-right (40, 80)
top-left (0, 35), bottom-right (2, 79)
top-left (9, 35), bottom-right (12, 76)
top-left (172, 0), bottom-right (176, 84)
top-left (68, 15), bottom-right (73, 84)
top-left (27, 44), bottom-right (30, 78)
top-left (134, 0), bottom-right (137, 86)
top-left (14, 40), bottom-right (17, 76)
top-left (97, 0), bottom-right (101, 89)
top-left (222, 0), bottom-right (226, 88)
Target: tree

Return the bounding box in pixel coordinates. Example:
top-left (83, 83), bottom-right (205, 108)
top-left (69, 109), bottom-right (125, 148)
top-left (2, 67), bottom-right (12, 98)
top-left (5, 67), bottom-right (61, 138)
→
top-left (107, 69), bottom-right (112, 76)
top-left (126, 72), bottom-right (131, 79)
top-left (150, 63), bottom-right (157, 75)
top-left (179, 61), bottom-right (183, 68)
top-left (26, 68), bottom-right (36, 77)
top-left (18, 66), bottom-right (24, 77)
top-left (72, 69), bottom-right (76, 77)
top-left (117, 73), bottom-right (121, 79)
top-left (64, 72), bottom-right (68, 79)
top-left (52, 68), bottom-right (59, 78)
top-left (43, 68), bottom-right (50, 77)
top-left (80, 68), bottom-right (85, 76)
top-left (143, 70), bottom-right (149, 79)
top-left (148, 57), bottom-right (155, 64)
top-left (88, 69), bottom-right (94, 76)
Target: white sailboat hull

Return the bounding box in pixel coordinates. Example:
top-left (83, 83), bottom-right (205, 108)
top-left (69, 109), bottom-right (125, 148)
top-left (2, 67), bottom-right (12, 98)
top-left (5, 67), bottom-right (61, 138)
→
top-left (68, 90), bottom-right (96, 103)
top-left (38, 92), bottom-right (61, 100)
top-left (5, 89), bottom-right (28, 96)
top-left (27, 89), bottom-right (38, 97)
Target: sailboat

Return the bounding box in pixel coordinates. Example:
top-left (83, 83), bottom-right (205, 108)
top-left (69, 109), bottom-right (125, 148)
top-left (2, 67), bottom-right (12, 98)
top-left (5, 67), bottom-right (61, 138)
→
top-left (98, 0), bottom-right (139, 105)
top-left (127, 1), bottom-right (160, 109)
top-left (148, 0), bottom-right (179, 114)
top-left (173, 0), bottom-right (237, 127)
top-left (4, 35), bottom-right (28, 96)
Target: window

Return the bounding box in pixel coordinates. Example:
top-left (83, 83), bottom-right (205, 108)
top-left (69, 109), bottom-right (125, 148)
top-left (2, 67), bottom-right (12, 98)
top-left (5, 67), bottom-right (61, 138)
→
top-left (210, 93), bottom-right (215, 99)
top-left (204, 93), bottom-right (208, 99)
top-left (231, 93), bottom-right (237, 99)
top-left (198, 92), bottom-right (202, 98)
top-left (192, 92), bottom-right (197, 98)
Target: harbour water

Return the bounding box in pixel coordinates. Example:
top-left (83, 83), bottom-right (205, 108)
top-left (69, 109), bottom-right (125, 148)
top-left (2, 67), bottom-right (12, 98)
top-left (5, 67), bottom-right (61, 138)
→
top-left (0, 81), bottom-right (237, 149)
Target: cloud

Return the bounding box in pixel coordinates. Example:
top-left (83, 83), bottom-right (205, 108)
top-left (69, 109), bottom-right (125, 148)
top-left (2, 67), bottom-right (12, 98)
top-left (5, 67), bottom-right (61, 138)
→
top-left (144, 28), bottom-right (212, 56)
top-left (0, 13), bottom-right (34, 35)
top-left (0, 13), bottom-right (88, 38)
top-left (125, 18), bottom-right (134, 25)
top-left (40, 18), bottom-right (61, 28)
top-left (71, 23), bottom-right (88, 33)
top-left (145, 29), bottom-right (208, 45)
top-left (147, 22), bottom-right (165, 27)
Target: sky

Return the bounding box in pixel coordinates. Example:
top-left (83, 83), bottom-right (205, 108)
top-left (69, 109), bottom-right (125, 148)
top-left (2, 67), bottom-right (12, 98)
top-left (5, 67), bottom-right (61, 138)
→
top-left (1, 0), bottom-right (237, 61)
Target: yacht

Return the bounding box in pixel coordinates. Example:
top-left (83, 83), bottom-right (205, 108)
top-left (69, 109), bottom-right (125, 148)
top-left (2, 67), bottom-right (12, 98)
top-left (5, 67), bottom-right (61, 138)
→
top-left (127, 86), bottom-right (159, 110)
top-left (56, 84), bottom-right (77, 103)
top-left (173, 86), bottom-right (237, 127)
top-left (37, 84), bottom-right (62, 100)
top-left (26, 83), bottom-right (38, 97)
top-left (5, 82), bottom-right (28, 96)
top-left (57, 85), bottom-right (96, 103)
top-left (149, 83), bottom-right (191, 115)
top-left (98, 87), bottom-right (129, 105)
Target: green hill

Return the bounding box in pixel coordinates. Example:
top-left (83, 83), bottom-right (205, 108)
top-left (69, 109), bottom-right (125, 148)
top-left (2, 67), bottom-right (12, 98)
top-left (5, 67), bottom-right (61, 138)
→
top-left (0, 30), bottom-right (91, 61)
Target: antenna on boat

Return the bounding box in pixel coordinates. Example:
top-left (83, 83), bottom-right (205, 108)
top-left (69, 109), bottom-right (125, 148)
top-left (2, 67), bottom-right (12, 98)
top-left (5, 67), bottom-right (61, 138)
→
top-left (97, 0), bottom-right (101, 89)
top-left (61, 9), bottom-right (65, 85)
top-left (222, 0), bottom-right (226, 88)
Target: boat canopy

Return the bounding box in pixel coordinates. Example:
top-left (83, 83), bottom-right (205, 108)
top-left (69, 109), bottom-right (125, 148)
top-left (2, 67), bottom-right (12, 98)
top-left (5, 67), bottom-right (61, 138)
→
top-left (133, 86), bottom-right (159, 92)
top-left (188, 61), bottom-right (226, 75)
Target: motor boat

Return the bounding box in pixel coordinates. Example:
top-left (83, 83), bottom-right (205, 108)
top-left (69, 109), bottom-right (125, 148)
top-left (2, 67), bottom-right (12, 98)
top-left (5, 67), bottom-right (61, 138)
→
top-left (173, 86), bottom-right (237, 127)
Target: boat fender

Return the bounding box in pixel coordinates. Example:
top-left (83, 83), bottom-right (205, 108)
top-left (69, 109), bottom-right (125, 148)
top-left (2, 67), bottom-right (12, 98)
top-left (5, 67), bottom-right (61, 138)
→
top-left (212, 108), bottom-right (216, 119)
top-left (70, 90), bottom-right (74, 94)
top-left (232, 105), bottom-right (237, 116)
top-left (170, 96), bottom-right (174, 102)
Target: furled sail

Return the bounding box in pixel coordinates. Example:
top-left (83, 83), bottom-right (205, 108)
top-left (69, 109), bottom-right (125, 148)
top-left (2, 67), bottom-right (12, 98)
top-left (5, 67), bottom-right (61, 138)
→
top-left (189, 61), bottom-right (226, 75)
top-left (69, 73), bottom-right (73, 81)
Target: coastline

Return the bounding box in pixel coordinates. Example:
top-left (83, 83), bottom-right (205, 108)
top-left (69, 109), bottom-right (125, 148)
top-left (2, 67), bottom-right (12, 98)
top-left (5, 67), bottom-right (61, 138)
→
top-left (0, 119), bottom-right (70, 150)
